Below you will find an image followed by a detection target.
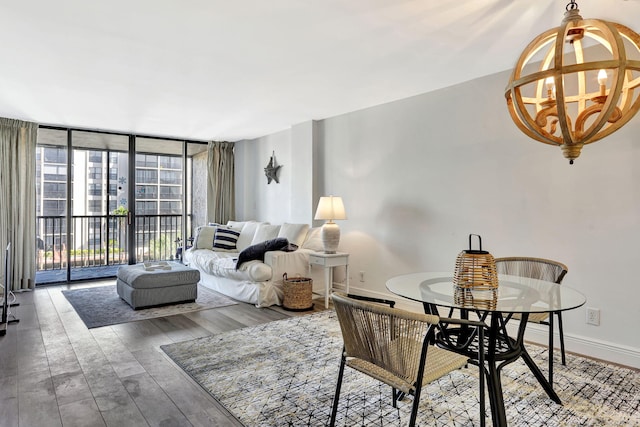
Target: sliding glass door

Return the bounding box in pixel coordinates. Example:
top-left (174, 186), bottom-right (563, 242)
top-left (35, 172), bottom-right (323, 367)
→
top-left (69, 131), bottom-right (130, 281)
top-left (35, 127), bottom-right (207, 285)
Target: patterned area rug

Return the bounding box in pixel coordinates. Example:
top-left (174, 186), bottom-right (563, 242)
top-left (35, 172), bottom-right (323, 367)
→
top-left (62, 284), bottom-right (237, 329)
top-left (161, 311), bottom-right (639, 427)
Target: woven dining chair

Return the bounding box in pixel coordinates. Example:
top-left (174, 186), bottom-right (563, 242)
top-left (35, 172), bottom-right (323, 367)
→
top-left (494, 257), bottom-right (568, 384)
top-left (329, 292), bottom-right (486, 427)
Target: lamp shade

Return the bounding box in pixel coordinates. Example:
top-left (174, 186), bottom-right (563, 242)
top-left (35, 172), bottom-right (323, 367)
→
top-left (314, 196), bottom-right (347, 222)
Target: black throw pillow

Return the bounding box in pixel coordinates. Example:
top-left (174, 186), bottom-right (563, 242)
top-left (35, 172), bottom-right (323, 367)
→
top-left (235, 237), bottom-right (298, 270)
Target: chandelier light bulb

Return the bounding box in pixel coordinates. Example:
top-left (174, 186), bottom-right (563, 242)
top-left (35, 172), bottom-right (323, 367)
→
top-left (597, 69), bottom-right (608, 86)
top-left (545, 76), bottom-right (556, 99)
top-left (545, 76), bottom-right (555, 90)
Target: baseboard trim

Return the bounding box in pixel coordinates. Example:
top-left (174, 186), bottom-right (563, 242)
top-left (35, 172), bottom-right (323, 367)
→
top-left (344, 285), bottom-right (640, 370)
top-left (518, 324), bottom-right (640, 370)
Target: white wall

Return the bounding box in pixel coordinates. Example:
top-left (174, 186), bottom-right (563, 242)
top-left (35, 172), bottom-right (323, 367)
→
top-left (235, 128), bottom-right (292, 223)
top-left (235, 69), bottom-right (640, 368)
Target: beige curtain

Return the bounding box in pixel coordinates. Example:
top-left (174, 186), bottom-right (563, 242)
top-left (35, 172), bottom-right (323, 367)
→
top-left (207, 141), bottom-right (235, 224)
top-left (0, 118), bottom-right (38, 291)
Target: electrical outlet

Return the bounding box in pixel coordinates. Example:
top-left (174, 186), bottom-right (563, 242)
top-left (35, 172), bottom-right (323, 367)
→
top-left (359, 271), bottom-right (365, 282)
top-left (586, 307), bottom-right (600, 326)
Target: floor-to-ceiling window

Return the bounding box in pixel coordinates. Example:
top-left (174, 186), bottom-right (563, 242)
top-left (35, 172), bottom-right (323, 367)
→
top-left (35, 128), bottom-right (68, 282)
top-left (35, 127), bottom-right (208, 285)
top-left (134, 137), bottom-right (186, 263)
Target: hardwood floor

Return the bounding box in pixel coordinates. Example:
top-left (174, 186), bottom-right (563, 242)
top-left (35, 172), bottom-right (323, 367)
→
top-left (0, 281), bottom-right (325, 427)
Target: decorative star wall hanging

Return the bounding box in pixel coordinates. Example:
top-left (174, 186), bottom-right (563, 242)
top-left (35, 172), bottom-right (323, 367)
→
top-left (264, 151), bottom-right (282, 184)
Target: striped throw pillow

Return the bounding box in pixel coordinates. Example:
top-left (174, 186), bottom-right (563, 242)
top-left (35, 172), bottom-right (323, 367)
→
top-left (213, 227), bottom-right (241, 251)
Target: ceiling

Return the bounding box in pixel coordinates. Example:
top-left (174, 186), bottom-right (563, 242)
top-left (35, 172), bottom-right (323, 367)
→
top-left (1, 0), bottom-right (639, 141)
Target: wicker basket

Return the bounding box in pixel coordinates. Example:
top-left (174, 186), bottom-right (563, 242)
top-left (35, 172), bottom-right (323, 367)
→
top-left (453, 234), bottom-right (498, 291)
top-left (282, 273), bottom-right (314, 311)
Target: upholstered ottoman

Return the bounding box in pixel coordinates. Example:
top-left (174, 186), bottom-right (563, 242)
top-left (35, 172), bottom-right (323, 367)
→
top-left (116, 262), bottom-right (200, 309)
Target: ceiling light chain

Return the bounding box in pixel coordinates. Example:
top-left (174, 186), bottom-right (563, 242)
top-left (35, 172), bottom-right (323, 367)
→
top-left (566, 0), bottom-right (578, 12)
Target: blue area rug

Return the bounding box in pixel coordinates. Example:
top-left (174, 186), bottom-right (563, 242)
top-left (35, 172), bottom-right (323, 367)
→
top-left (63, 284), bottom-right (237, 329)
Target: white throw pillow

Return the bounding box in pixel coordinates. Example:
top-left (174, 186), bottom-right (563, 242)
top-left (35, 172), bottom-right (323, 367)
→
top-left (236, 221), bottom-right (269, 252)
top-left (213, 227), bottom-right (241, 252)
top-left (193, 225), bottom-right (218, 250)
top-left (251, 224), bottom-right (281, 245)
top-left (277, 223), bottom-right (310, 247)
top-left (226, 220), bottom-right (248, 230)
top-left (302, 227), bottom-right (324, 252)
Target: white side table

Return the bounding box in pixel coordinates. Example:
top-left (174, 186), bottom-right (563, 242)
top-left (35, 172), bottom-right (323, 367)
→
top-left (309, 252), bottom-right (350, 309)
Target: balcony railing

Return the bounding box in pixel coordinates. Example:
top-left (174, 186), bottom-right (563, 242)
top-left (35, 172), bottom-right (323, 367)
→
top-left (36, 214), bottom-right (190, 271)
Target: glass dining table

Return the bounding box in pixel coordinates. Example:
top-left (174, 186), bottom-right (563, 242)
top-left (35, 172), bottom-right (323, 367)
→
top-left (386, 272), bottom-right (586, 427)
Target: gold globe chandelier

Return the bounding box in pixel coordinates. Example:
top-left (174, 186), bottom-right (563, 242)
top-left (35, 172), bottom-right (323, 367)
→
top-left (505, 0), bottom-right (640, 164)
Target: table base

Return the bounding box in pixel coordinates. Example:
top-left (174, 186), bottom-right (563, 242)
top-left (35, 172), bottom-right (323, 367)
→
top-left (427, 303), bottom-right (562, 427)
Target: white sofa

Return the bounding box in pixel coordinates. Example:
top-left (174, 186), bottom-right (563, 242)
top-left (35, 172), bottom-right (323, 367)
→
top-left (183, 220), bottom-right (324, 307)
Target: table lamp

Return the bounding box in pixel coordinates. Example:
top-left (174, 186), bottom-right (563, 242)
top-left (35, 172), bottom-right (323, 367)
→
top-left (314, 196), bottom-right (347, 253)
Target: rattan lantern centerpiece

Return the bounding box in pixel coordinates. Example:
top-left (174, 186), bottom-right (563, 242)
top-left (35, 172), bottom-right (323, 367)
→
top-left (505, 0), bottom-right (640, 164)
top-left (454, 287), bottom-right (498, 311)
top-left (453, 234), bottom-right (498, 291)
